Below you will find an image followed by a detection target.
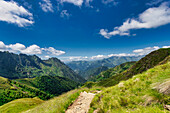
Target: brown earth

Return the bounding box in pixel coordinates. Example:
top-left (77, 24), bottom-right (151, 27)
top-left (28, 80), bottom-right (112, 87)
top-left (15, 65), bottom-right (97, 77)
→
top-left (65, 91), bottom-right (95, 113)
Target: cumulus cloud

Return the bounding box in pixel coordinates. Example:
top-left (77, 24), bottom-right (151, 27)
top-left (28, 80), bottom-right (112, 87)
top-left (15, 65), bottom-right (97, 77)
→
top-left (0, 41), bottom-right (6, 49)
top-left (162, 46), bottom-right (170, 48)
top-left (60, 56), bottom-right (89, 62)
top-left (60, 10), bottom-right (70, 18)
top-left (85, 0), bottom-right (93, 7)
top-left (60, 45), bottom-right (170, 62)
top-left (21, 45), bottom-right (42, 54)
top-left (7, 43), bottom-right (26, 51)
top-left (0, 0), bottom-right (34, 27)
top-left (91, 55), bottom-right (107, 60)
top-left (39, 0), bottom-right (53, 12)
top-left (133, 46), bottom-right (160, 55)
top-left (102, 0), bottom-right (118, 6)
top-left (60, 0), bottom-right (84, 6)
top-left (100, 2), bottom-right (170, 38)
top-left (42, 47), bottom-right (66, 56)
top-left (0, 41), bottom-right (65, 58)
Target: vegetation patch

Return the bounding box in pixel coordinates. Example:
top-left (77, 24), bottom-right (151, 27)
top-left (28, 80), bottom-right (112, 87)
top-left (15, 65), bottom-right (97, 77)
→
top-left (23, 89), bottom-right (82, 113)
top-left (89, 62), bottom-right (170, 113)
top-left (0, 97), bottom-right (44, 113)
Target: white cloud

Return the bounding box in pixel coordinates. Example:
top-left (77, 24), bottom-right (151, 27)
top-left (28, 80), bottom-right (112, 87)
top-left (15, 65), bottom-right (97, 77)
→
top-left (60, 0), bottom-right (84, 6)
top-left (60, 10), bottom-right (70, 18)
top-left (100, 2), bottom-right (170, 38)
top-left (39, 0), bottom-right (53, 12)
top-left (0, 41), bottom-right (6, 49)
top-left (133, 46), bottom-right (160, 55)
top-left (42, 47), bottom-right (66, 56)
top-left (108, 53), bottom-right (136, 57)
top-left (91, 55), bottom-right (107, 60)
top-left (0, 0), bottom-right (34, 27)
top-left (44, 55), bottom-right (50, 59)
top-left (85, 0), bottom-right (93, 7)
top-left (7, 43), bottom-right (26, 51)
top-left (102, 0), bottom-right (118, 5)
top-left (21, 45), bottom-right (42, 54)
top-left (162, 46), bottom-right (170, 48)
top-left (0, 41), bottom-right (65, 58)
top-left (60, 56), bottom-right (89, 62)
top-left (60, 45), bottom-right (170, 62)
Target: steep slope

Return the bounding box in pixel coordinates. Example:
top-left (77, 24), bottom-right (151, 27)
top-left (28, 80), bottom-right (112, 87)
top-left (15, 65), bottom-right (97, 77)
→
top-left (88, 61), bottom-right (136, 82)
top-left (89, 61), bottom-right (170, 113)
top-left (16, 75), bottom-right (79, 96)
top-left (0, 76), bottom-right (11, 91)
top-left (67, 56), bottom-right (142, 78)
top-left (0, 51), bottom-right (85, 83)
top-left (23, 89), bottom-right (81, 113)
top-left (0, 76), bottom-right (51, 106)
top-left (0, 75), bottom-right (79, 106)
top-left (83, 66), bottom-right (109, 80)
top-left (0, 97), bottom-right (44, 113)
top-left (96, 48), bottom-right (170, 87)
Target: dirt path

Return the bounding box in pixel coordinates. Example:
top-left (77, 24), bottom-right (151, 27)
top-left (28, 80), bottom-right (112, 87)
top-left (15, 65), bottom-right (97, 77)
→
top-left (65, 91), bottom-right (96, 113)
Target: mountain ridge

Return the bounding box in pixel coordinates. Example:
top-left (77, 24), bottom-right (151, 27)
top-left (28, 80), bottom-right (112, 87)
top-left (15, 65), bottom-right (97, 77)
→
top-left (67, 55), bottom-right (143, 78)
top-left (0, 51), bottom-right (85, 83)
top-left (96, 48), bottom-right (170, 87)
top-left (88, 61), bottom-right (136, 82)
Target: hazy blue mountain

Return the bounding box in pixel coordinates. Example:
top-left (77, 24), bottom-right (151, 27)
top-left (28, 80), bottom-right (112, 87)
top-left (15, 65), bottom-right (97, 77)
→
top-left (67, 56), bottom-right (143, 78)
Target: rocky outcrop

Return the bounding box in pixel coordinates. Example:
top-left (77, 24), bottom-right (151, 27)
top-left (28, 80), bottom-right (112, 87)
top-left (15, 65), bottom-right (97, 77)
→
top-left (153, 80), bottom-right (170, 95)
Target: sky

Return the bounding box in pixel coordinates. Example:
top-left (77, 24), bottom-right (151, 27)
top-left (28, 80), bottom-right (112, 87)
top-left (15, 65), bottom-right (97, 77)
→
top-left (0, 0), bottom-right (170, 62)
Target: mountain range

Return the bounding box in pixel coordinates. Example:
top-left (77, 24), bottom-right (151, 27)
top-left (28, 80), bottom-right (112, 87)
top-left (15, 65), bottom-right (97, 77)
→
top-left (88, 61), bottom-right (136, 82)
top-left (0, 48), bottom-right (170, 113)
top-left (0, 51), bottom-right (85, 83)
top-left (94, 48), bottom-right (170, 87)
top-left (67, 55), bottom-right (143, 79)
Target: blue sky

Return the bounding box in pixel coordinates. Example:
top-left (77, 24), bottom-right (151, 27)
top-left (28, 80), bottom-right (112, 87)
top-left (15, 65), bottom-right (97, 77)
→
top-left (0, 0), bottom-right (170, 62)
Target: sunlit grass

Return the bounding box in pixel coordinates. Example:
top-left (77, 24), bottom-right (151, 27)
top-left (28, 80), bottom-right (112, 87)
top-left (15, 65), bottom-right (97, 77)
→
top-left (89, 62), bottom-right (170, 113)
top-left (23, 89), bottom-right (81, 113)
top-left (0, 97), bottom-right (44, 113)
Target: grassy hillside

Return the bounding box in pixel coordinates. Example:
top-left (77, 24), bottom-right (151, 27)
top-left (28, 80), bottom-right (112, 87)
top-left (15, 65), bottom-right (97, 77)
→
top-left (95, 48), bottom-right (170, 87)
top-left (0, 76), bottom-right (11, 92)
top-left (89, 61), bottom-right (170, 113)
top-left (84, 66), bottom-right (109, 80)
top-left (0, 76), bottom-right (52, 106)
top-left (23, 89), bottom-right (82, 113)
top-left (88, 61), bottom-right (136, 82)
top-left (0, 51), bottom-right (85, 83)
top-left (16, 75), bottom-right (79, 96)
top-left (0, 97), bottom-right (44, 113)
top-left (67, 56), bottom-right (142, 78)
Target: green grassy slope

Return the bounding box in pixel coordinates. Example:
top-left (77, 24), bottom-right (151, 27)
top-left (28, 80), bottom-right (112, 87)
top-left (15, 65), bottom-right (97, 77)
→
top-left (85, 66), bottom-right (109, 80)
top-left (0, 75), bottom-right (80, 107)
top-left (0, 76), bottom-right (52, 106)
top-left (89, 62), bottom-right (170, 113)
top-left (88, 61), bottom-right (136, 82)
top-left (0, 51), bottom-right (85, 83)
top-left (96, 48), bottom-right (170, 87)
top-left (0, 97), bottom-right (44, 113)
top-left (0, 76), bottom-right (11, 92)
top-left (23, 89), bottom-right (82, 113)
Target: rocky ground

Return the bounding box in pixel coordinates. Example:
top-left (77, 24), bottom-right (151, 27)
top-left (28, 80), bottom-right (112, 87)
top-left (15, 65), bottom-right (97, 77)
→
top-left (65, 91), bottom-right (96, 113)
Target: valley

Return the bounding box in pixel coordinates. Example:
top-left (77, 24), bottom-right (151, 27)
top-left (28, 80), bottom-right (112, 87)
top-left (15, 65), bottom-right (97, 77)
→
top-left (0, 48), bottom-right (169, 113)
top-left (1, 0), bottom-right (170, 112)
